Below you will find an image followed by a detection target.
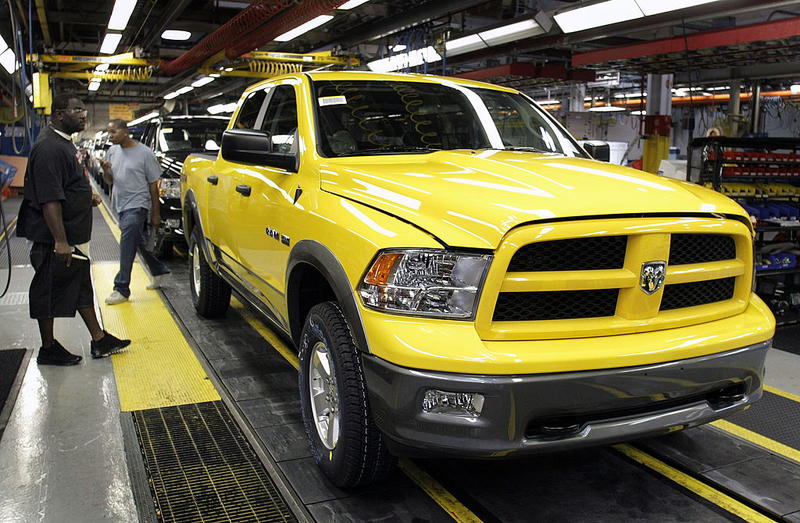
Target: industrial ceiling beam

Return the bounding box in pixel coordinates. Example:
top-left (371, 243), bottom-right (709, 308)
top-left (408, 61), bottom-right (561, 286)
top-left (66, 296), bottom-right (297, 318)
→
top-left (35, 0), bottom-right (51, 46)
top-left (452, 62), bottom-right (596, 83)
top-left (572, 16), bottom-right (800, 67)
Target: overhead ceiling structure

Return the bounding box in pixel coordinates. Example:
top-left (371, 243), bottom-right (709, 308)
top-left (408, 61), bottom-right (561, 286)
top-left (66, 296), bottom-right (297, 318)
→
top-left (1, 0), bottom-right (800, 116)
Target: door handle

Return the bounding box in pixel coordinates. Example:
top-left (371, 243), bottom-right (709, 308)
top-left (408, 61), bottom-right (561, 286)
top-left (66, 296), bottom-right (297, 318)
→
top-left (207, 175), bottom-right (218, 185)
top-left (235, 184), bottom-right (252, 197)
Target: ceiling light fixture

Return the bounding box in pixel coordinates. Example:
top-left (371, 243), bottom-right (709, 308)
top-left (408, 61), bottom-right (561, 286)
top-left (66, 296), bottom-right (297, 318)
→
top-left (161, 29), bottom-right (192, 41)
top-left (129, 111), bottom-right (159, 126)
top-left (555, 0), bottom-right (724, 33)
top-left (588, 105), bottom-right (625, 112)
top-left (445, 13), bottom-right (550, 57)
top-left (191, 76), bottom-right (216, 88)
top-left (208, 102), bottom-right (238, 114)
top-left (274, 15), bottom-right (334, 42)
top-left (367, 46), bottom-right (441, 73)
top-left (0, 48), bottom-right (19, 74)
top-left (88, 81), bottom-right (101, 92)
top-left (338, 0), bottom-right (370, 9)
top-left (108, 0), bottom-right (138, 31)
top-left (100, 33), bottom-right (123, 54)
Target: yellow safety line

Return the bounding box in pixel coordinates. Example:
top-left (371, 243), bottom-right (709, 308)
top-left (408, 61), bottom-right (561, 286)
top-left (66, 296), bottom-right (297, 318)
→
top-left (712, 420), bottom-right (800, 464)
top-left (0, 215), bottom-right (17, 242)
top-left (231, 297), bottom-right (299, 370)
top-left (614, 444), bottom-right (776, 522)
top-left (765, 385), bottom-right (800, 403)
top-left (94, 204), bottom-right (219, 411)
top-left (398, 459), bottom-right (484, 523)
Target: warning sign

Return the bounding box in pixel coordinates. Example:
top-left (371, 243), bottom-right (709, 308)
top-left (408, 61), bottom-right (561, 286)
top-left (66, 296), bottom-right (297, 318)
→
top-left (109, 104), bottom-right (134, 121)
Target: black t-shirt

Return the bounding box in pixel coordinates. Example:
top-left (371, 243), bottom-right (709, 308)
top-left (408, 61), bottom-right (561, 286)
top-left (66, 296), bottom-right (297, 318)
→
top-left (18, 126), bottom-right (93, 244)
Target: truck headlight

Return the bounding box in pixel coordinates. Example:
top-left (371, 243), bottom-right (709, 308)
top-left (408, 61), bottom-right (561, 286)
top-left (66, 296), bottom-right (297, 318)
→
top-left (358, 249), bottom-right (491, 319)
top-left (159, 178), bottom-right (181, 199)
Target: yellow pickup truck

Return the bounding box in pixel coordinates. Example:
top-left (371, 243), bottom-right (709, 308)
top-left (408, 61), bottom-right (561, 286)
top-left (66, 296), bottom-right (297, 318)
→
top-left (180, 71), bottom-right (774, 487)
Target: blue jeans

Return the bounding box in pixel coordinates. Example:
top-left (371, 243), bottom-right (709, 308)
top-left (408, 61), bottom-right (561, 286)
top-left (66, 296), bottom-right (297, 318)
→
top-left (113, 208), bottom-right (170, 298)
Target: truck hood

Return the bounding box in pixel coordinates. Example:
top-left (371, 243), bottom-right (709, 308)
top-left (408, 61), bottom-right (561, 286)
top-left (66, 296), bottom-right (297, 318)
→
top-left (318, 150), bottom-right (747, 249)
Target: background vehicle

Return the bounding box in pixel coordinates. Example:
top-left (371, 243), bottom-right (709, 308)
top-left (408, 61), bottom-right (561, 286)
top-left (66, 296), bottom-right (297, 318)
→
top-left (181, 71), bottom-right (774, 488)
top-left (140, 115), bottom-right (228, 257)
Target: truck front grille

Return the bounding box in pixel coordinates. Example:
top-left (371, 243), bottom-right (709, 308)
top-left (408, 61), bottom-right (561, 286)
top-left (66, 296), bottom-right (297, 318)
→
top-left (660, 277), bottom-right (736, 311)
top-left (494, 289), bottom-right (618, 321)
top-left (479, 218), bottom-right (752, 340)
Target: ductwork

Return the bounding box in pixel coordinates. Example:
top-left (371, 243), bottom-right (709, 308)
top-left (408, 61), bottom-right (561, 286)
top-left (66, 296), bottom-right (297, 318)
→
top-left (159, 0), bottom-right (295, 74)
top-left (224, 0), bottom-right (352, 60)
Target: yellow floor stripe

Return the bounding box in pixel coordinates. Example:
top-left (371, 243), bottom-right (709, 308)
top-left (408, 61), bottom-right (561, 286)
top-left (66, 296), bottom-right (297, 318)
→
top-left (765, 385), bottom-right (800, 403)
top-left (97, 203), bottom-right (120, 242)
top-left (0, 215), bottom-right (17, 242)
top-left (614, 444), bottom-right (776, 522)
top-left (231, 298), bottom-right (299, 370)
top-left (398, 459), bottom-right (484, 523)
top-left (93, 263), bottom-right (220, 411)
top-left (712, 419), bottom-right (800, 464)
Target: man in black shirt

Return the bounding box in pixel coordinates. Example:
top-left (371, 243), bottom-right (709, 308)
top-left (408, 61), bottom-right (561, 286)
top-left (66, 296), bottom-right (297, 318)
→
top-left (18, 93), bottom-right (130, 365)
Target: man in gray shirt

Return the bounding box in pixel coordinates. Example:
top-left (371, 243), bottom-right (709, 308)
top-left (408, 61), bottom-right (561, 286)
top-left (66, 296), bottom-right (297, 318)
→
top-left (101, 119), bottom-right (170, 304)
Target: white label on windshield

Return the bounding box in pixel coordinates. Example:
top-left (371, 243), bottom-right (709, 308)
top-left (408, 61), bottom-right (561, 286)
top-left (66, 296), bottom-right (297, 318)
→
top-left (319, 96), bottom-right (347, 107)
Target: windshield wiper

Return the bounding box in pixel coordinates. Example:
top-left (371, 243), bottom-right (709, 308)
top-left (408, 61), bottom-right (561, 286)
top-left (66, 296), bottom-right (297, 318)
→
top-left (499, 146), bottom-right (554, 154)
top-left (338, 146), bottom-right (435, 157)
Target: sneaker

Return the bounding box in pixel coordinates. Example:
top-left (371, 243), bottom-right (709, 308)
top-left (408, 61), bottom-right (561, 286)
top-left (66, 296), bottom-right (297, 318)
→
top-left (105, 291), bottom-right (128, 305)
top-left (90, 331), bottom-right (131, 359)
top-left (146, 273), bottom-right (169, 290)
top-left (37, 340), bottom-right (82, 366)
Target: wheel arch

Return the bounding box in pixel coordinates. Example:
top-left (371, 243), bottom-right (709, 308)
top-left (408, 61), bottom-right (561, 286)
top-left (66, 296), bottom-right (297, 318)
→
top-left (183, 189), bottom-right (216, 266)
top-left (287, 240), bottom-right (371, 354)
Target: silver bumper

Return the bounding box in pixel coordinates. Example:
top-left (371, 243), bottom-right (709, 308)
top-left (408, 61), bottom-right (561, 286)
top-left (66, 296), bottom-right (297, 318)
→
top-left (361, 340), bottom-right (770, 457)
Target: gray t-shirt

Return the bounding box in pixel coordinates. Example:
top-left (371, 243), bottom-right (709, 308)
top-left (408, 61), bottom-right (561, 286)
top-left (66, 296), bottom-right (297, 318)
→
top-left (106, 142), bottom-right (161, 213)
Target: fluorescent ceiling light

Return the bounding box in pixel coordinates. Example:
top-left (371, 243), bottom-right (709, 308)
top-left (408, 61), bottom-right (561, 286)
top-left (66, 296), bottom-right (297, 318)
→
top-left (95, 63), bottom-right (110, 71)
top-left (445, 34), bottom-right (487, 56)
top-left (338, 0), bottom-right (370, 9)
top-left (100, 33), bottom-right (123, 54)
top-left (588, 105), bottom-right (625, 112)
top-left (555, 0), bottom-right (643, 33)
top-left (0, 49), bottom-right (19, 74)
top-left (161, 29), bottom-right (192, 41)
top-left (630, 110), bottom-right (645, 115)
top-left (108, 0), bottom-right (138, 31)
top-left (88, 82), bottom-right (101, 92)
top-left (175, 86), bottom-right (194, 95)
top-left (367, 46), bottom-right (441, 73)
top-left (634, 0), bottom-right (722, 16)
top-left (129, 111), bottom-right (159, 126)
top-left (791, 85), bottom-right (800, 95)
top-left (0, 35), bottom-right (8, 54)
top-left (534, 99), bottom-right (559, 105)
top-left (479, 18), bottom-right (544, 46)
top-left (208, 102), bottom-right (238, 114)
top-left (275, 15), bottom-right (333, 42)
top-left (191, 76), bottom-right (216, 88)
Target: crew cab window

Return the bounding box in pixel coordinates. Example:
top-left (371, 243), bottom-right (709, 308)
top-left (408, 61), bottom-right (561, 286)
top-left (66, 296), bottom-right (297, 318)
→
top-left (261, 85), bottom-right (297, 153)
top-left (235, 88), bottom-right (269, 129)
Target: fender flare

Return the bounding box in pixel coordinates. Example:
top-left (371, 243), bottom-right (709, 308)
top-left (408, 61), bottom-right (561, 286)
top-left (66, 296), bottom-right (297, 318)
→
top-left (287, 240), bottom-right (371, 354)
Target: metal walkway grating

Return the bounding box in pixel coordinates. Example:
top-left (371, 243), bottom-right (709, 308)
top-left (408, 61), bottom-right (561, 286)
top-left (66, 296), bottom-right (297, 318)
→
top-left (133, 401), bottom-right (297, 523)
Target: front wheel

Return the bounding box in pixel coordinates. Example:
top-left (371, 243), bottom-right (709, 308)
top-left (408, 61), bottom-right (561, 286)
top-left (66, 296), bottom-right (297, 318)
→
top-left (298, 302), bottom-right (396, 488)
top-left (189, 228), bottom-right (231, 318)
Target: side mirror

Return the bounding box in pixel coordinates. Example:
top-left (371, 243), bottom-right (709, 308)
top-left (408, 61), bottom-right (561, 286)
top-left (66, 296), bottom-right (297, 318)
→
top-left (220, 129), bottom-right (298, 172)
top-left (580, 140), bottom-right (611, 162)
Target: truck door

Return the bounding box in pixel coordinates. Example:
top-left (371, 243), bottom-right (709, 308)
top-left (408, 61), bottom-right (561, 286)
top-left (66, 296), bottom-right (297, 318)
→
top-left (234, 81), bottom-right (302, 328)
top-left (206, 86), bottom-right (271, 271)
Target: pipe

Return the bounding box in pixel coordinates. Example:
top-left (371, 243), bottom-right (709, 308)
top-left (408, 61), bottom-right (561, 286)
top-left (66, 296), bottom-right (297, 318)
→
top-left (225, 0), bottom-right (351, 60)
top-left (159, 0), bottom-right (295, 74)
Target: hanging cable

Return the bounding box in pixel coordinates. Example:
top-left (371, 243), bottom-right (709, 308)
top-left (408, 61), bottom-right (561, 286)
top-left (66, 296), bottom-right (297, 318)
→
top-left (7, 1), bottom-right (33, 154)
top-left (0, 194), bottom-right (11, 299)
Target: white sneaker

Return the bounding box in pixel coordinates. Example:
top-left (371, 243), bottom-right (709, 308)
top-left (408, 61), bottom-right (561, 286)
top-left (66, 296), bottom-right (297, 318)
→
top-left (146, 274), bottom-right (168, 290)
top-left (105, 291), bottom-right (128, 305)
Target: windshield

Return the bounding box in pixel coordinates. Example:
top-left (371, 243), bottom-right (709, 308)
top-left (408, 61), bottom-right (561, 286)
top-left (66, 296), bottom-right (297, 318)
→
top-left (158, 120), bottom-right (228, 153)
top-left (313, 79), bottom-right (586, 158)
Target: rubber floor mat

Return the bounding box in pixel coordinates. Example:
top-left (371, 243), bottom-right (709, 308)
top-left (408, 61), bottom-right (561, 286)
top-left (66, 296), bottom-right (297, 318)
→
top-left (133, 401), bottom-right (297, 523)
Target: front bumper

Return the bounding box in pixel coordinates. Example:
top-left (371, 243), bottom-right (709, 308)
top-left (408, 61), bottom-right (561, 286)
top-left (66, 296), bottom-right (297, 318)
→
top-left (362, 340), bottom-right (770, 458)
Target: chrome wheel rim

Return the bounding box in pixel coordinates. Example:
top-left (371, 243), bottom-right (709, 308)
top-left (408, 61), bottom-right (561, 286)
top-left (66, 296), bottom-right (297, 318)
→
top-left (191, 243), bottom-right (201, 298)
top-left (309, 340), bottom-right (339, 450)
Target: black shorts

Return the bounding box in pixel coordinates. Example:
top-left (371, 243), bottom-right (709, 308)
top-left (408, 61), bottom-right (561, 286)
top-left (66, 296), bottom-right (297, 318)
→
top-left (29, 242), bottom-right (95, 319)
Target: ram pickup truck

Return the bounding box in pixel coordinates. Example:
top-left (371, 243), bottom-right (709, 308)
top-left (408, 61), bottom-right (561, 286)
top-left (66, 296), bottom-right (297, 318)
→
top-left (181, 71), bottom-right (775, 488)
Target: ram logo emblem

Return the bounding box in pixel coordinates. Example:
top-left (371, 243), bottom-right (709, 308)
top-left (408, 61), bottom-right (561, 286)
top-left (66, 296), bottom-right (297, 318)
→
top-left (640, 261), bottom-right (667, 295)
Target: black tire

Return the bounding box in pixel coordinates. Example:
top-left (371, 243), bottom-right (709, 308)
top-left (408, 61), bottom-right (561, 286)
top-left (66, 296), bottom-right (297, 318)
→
top-left (189, 228), bottom-right (231, 318)
top-left (298, 302), bottom-right (397, 488)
